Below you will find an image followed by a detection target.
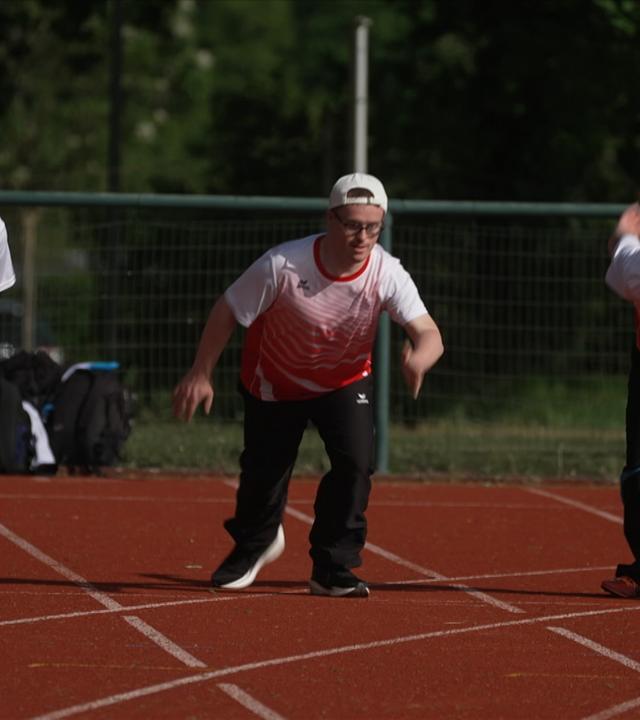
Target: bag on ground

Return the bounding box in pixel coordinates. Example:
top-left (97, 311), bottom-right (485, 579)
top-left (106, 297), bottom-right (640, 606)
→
top-left (46, 368), bottom-right (133, 474)
top-left (0, 350), bottom-right (63, 409)
top-left (0, 376), bottom-right (34, 473)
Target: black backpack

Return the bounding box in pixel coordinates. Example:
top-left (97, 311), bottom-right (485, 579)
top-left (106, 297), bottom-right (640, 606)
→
top-left (46, 369), bottom-right (133, 474)
top-left (0, 350), bottom-right (63, 409)
top-left (0, 376), bottom-right (34, 473)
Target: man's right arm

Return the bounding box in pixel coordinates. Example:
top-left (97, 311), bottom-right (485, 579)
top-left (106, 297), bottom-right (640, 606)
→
top-left (172, 294), bottom-right (237, 421)
top-left (606, 203), bottom-right (640, 303)
top-left (0, 218), bottom-right (16, 293)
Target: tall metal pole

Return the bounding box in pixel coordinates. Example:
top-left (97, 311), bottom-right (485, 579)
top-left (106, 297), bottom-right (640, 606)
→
top-left (352, 16), bottom-right (372, 173)
top-left (352, 16), bottom-right (390, 472)
top-left (106, 0), bottom-right (123, 358)
top-left (108, 0), bottom-right (123, 192)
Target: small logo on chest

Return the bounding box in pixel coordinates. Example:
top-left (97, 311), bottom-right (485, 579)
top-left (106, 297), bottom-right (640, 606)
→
top-left (297, 279), bottom-right (309, 290)
top-left (356, 393), bottom-right (369, 405)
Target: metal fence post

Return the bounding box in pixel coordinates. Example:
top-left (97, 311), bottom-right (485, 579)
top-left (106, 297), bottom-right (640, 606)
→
top-left (374, 212), bottom-right (393, 473)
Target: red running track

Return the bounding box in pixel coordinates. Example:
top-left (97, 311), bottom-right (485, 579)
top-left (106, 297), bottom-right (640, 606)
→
top-left (2, 472), bottom-right (640, 719)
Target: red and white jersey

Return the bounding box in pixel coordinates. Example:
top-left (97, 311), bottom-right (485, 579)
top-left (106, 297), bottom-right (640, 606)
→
top-left (225, 234), bottom-right (428, 401)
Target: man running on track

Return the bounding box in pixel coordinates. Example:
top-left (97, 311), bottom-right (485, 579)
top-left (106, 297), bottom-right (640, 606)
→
top-left (173, 173), bottom-right (444, 597)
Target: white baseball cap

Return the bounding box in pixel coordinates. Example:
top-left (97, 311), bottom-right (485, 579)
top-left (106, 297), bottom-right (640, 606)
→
top-left (329, 173), bottom-right (388, 213)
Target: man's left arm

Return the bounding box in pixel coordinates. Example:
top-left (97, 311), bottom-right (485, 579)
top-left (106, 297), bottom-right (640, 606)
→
top-left (401, 313), bottom-right (444, 399)
top-left (606, 203), bottom-right (640, 302)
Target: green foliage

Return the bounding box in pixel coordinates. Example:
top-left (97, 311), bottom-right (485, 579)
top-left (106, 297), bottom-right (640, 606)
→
top-left (1, 0), bottom-right (639, 200)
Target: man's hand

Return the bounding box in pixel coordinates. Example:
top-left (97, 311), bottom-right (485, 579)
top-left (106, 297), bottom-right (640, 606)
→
top-left (401, 338), bottom-right (424, 399)
top-left (172, 370), bottom-right (214, 422)
top-left (401, 314), bottom-right (444, 400)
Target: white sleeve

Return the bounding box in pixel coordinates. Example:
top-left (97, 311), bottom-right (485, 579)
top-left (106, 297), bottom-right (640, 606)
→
top-left (224, 249), bottom-right (280, 327)
top-left (605, 235), bottom-right (640, 302)
top-left (0, 218), bottom-right (16, 292)
top-left (381, 257), bottom-right (429, 325)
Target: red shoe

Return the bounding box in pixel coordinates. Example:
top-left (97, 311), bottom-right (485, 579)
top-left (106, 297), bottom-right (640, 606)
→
top-left (601, 575), bottom-right (640, 598)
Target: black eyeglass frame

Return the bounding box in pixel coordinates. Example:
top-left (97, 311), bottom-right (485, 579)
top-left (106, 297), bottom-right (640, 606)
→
top-left (330, 209), bottom-right (384, 237)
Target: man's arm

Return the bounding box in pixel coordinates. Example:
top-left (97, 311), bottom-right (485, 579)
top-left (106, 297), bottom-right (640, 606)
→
top-left (400, 313), bottom-right (444, 399)
top-left (606, 202), bottom-right (640, 302)
top-left (172, 294), bottom-right (237, 421)
top-left (0, 218), bottom-right (16, 293)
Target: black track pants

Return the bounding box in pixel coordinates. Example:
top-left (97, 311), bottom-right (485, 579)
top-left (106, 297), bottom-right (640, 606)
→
top-left (223, 377), bottom-right (375, 570)
top-left (622, 341), bottom-right (640, 573)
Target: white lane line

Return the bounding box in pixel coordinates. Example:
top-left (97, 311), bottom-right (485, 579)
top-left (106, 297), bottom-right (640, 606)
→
top-left (0, 521), bottom-right (121, 611)
top-left (580, 695), bottom-right (640, 720)
top-left (525, 488), bottom-right (622, 524)
top-left (548, 626), bottom-right (640, 720)
top-left (30, 604), bottom-right (640, 720)
top-left (123, 616), bottom-right (206, 668)
top-left (2, 491), bottom-right (598, 511)
top-left (379, 565), bottom-right (613, 586)
top-left (217, 683), bottom-right (287, 720)
top-left (285, 505), bottom-right (523, 614)
top-left (1, 563), bottom-right (612, 628)
top-left (0, 521), bottom-right (205, 668)
top-left (547, 626), bottom-right (640, 673)
top-left (0, 595), bottom-right (264, 627)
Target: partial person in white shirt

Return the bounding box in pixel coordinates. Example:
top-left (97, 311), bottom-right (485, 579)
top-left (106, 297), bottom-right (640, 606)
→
top-left (603, 201), bottom-right (640, 598)
top-left (173, 173), bottom-right (444, 598)
top-left (0, 217), bottom-right (16, 292)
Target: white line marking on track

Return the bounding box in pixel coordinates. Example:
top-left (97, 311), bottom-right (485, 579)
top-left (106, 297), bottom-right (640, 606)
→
top-left (0, 521), bottom-right (206, 668)
top-left (525, 488), bottom-right (622, 524)
top-left (2, 491), bottom-right (603, 511)
top-left (547, 626), bottom-right (640, 673)
top-left (548, 626), bottom-right (640, 720)
top-left (0, 563), bottom-right (611, 627)
top-left (123, 616), bottom-right (206, 668)
top-left (0, 521), bottom-right (121, 610)
top-left (379, 565), bottom-right (613, 585)
top-left (0, 595), bottom-right (262, 627)
top-left (217, 683), bottom-right (287, 720)
top-left (30, 604), bottom-right (640, 720)
top-left (285, 504), bottom-right (524, 614)
top-left (580, 695), bottom-right (640, 720)
top-left (1, 564), bottom-right (609, 628)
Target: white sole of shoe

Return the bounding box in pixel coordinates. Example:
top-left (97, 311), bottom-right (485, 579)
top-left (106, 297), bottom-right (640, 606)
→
top-left (218, 524), bottom-right (285, 590)
top-left (309, 579), bottom-right (370, 598)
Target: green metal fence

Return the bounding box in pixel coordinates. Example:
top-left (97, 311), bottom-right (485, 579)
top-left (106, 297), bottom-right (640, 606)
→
top-left (0, 191), bottom-right (630, 478)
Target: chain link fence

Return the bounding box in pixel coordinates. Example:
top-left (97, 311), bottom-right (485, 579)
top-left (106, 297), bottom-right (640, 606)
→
top-left (0, 194), bottom-right (630, 478)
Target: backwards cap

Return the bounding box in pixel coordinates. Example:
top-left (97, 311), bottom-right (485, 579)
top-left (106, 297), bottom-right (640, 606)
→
top-left (329, 173), bottom-right (388, 213)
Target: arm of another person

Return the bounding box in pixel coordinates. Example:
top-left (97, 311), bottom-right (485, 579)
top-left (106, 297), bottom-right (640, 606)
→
top-left (606, 202), bottom-right (640, 302)
top-left (0, 218), bottom-right (16, 292)
top-left (172, 294), bottom-right (237, 421)
top-left (401, 313), bottom-right (444, 399)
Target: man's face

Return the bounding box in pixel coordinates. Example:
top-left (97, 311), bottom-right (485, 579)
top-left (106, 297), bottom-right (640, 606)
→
top-left (326, 204), bottom-right (385, 266)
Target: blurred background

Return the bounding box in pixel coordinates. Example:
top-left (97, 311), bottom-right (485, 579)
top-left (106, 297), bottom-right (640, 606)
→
top-left (0, 0), bottom-right (639, 479)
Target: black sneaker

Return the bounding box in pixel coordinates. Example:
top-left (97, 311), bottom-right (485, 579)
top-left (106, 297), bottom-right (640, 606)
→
top-left (212, 524), bottom-right (285, 589)
top-left (309, 566), bottom-right (369, 598)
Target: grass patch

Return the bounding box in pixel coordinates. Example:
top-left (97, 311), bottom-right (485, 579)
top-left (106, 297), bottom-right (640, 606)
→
top-left (123, 417), bottom-right (624, 481)
top-left (123, 377), bottom-right (627, 480)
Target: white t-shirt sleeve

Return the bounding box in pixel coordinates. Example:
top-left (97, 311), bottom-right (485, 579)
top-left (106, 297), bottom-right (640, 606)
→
top-left (381, 255), bottom-right (429, 325)
top-left (0, 218), bottom-right (16, 292)
top-left (605, 234), bottom-right (640, 302)
top-left (224, 249), bottom-right (280, 327)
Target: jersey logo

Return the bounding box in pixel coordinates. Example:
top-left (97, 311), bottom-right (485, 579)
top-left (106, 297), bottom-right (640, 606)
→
top-left (297, 279), bottom-right (309, 290)
top-left (356, 393), bottom-right (369, 405)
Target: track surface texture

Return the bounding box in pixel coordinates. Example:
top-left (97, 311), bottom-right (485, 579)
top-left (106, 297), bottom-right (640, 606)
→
top-left (2, 472), bottom-right (639, 720)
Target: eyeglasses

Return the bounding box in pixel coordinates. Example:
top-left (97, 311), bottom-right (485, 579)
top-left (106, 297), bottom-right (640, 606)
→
top-left (331, 210), bottom-right (384, 237)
